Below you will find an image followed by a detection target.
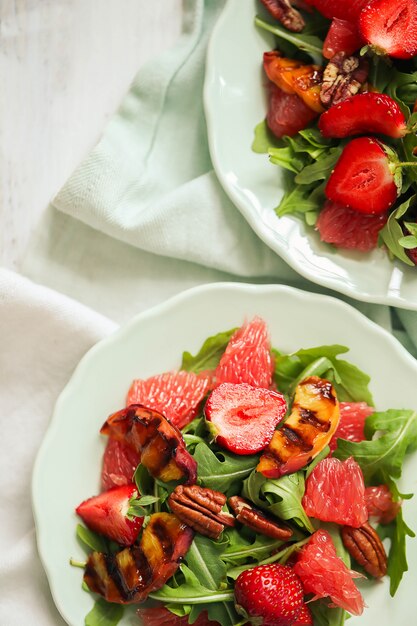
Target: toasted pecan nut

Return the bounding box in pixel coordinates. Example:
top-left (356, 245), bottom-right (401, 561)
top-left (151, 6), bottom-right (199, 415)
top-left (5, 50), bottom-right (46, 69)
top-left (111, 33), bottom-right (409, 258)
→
top-left (168, 485), bottom-right (235, 540)
top-left (228, 496), bottom-right (293, 541)
top-left (321, 53), bottom-right (369, 108)
top-left (260, 0), bottom-right (305, 32)
top-left (341, 522), bottom-right (387, 579)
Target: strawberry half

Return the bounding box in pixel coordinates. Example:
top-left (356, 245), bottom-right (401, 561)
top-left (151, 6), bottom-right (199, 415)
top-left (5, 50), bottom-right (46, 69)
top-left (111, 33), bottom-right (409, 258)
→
top-left (323, 18), bottom-right (364, 59)
top-left (316, 201), bottom-right (388, 251)
top-left (360, 0), bottom-right (417, 59)
top-left (266, 83), bottom-right (317, 139)
top-left (319, 93), bottom-right (407, 139)
top-left (325, 137), bottom-right (400, 214)
top-left (293, 604), bottom-right (314, 626)
top-left (205, 382), bottom-right (287, 455)
top-left (235, 564), bottom-right (304, 626)
top-left (76, 483), bottom-right (143, 546)
top-left (303, 0), bottom-right (369, 22)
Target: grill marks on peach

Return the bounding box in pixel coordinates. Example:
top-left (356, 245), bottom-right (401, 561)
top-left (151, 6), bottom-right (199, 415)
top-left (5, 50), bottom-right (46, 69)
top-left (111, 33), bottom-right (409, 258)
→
top-left (257, 376), bottom-right (340, 477)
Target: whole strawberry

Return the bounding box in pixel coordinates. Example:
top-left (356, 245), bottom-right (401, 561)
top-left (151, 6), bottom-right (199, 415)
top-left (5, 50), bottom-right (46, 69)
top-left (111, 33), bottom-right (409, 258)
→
top-left (234, 564), bottom-right (304, 626)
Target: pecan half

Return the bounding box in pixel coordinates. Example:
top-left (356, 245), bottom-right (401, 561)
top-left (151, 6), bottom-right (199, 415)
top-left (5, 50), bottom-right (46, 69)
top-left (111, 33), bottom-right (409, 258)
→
top-left (228, 496), bottom-right (293, 540)
top-left (320, 53), bottom-right (369, 107)
top-left (168, 485), bottom-right (235, 540)
top-left (341, 523), bottom-right (387, 578)
top-left (260, 0), bottom-right (305, 33)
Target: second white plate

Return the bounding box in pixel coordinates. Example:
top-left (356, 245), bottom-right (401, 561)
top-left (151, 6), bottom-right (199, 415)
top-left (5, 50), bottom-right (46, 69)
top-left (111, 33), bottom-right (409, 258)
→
top-left (204, 0), bottom-right (417, 310)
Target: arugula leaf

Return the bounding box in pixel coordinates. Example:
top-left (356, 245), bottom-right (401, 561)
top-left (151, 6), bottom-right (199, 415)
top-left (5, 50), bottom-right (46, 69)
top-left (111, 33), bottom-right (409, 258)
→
top-left (379, 197), bottom-right (416, 266)
top-left (243, 470), bottom-right (314, 532)
top-left (387, 69), bottom-right (417, 108)
top-left (181, 328), bottom-right (236, 374)
top-left (134, 463), bottom-right (154, 495)
top-left (274, 345), bottom-right (373, 404)
top-left (310, 600), bottom-right (346, 626)
top-left (85, 598), bottom-right (124, 626)
top-left (294, 148), bottom-right (342, 185)
top-left (298, 127), bottom-right (335, 148)
top-left (222, 528), bottom-right (284, 564)
top-left (269, 146), bottom-right (307, 173)
top-left (127, 494), bottom-right (159, 518)
top-left (335, 409), bottom-right (417, 481)
top-left (76, 524), bottom-right (108, 554)
top-left (399, 221), bottom-right (417, 250)
top-left (252, 119), bottom-right (282, 154)
top-left (255, 16), bottom-right (324, 64)
top-left (379, 509), bottom-right (416, 596)
top-left (275, 185), bottom-right (321, 217)
top-left (193, 442), bottom-right (258, 493)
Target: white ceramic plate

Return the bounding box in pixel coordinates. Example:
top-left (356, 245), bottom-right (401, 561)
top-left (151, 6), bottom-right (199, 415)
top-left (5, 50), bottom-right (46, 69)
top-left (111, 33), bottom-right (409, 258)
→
top-left (204, 0), bottom-right (417, 310)
top-left (32, 283), bottom-right (417, 626)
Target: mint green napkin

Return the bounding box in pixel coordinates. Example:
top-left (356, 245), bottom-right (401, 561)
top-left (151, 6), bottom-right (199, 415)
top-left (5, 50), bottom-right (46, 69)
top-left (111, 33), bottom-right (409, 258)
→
top-left (24, 0), bottom-right (417, 357)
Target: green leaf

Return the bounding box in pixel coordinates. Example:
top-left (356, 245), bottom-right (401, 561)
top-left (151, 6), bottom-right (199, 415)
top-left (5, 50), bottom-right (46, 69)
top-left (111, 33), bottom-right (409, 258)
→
top-left (85, 598), bottom-right (124, 626)
top-left (76, 524), bottom-right (108, 554)
top-left (306, 445), bottom-right (330, 478)
top-left (399, 235), bottom-right (417, 249)
top-left (379, 509), bottom-right (415, 596)
top-left (127, 494), bottom-right (159, 518)
top-left (310, 599), bottom-right (347, 626)
top-left (149, 564), bottom-right (234, 605)
top-left (275, 185), bottom-right (321, 217)
top-left (269, 146), bottom-right (307, 173)
top-left (334, 409), bottom-right (417, 481)
top-left (221, 528), bottom-right (284, 564)
top-left (294, 148), bottom-right (342, 185)
top-left (274, 345), bottom-right (373, 404)
top-left (379, 196), bottom-right (417, 266)
top-left (404, 221), bottom-right (417, 237)
top-left (252, 119), bottom-right (282, 154)
top-left (255, 16), bottom-right (324, 64)
top-left (298, 127), bottom-right (335, 148)
top-left (181, 328), bottom-right (236, 374)
top-left (243, 470), bottom-right (314, 532)
top-left (134, 463), bottom-right (154, 496)
top-left (193, 442), bottom-right (258, 493)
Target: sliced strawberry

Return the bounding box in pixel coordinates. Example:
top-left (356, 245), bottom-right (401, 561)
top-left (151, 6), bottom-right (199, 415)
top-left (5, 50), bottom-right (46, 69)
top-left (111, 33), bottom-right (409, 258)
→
top-left (293, 604), bottom-right (314, 626)
top-left (215, 316), bottom-right (275, 388)
top-left (76, 483), bottom-right (143, 546)
top-left (323, 19), bottom-right (364, 59)
top-left (329, 402), bottom-right (374, 452)
top-left (303, 0), bottom-right (369, 22)
top-left (101, 438), bottom-right (140, 491)
top-left (319, 93), bottom-right (407, 138)
top-left (365, 484), bottom-right (402, 524)
top-left (266, 83), bottom-right (318, 139)
top-left (325, 137), bottom-right (399, 215)
top-left (205, 382), bottom-right (287, 455)
top-left (126, 370), bottom-right (210, 430)
top-left (316, 201), bottom-right (388, 251)
top-left (360, 0), bottom-right (417, 59)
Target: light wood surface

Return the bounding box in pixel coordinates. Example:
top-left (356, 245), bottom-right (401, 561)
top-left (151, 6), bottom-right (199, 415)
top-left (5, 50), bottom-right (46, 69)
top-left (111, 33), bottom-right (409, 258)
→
top-left (0, 0), bottom-right (182, 270)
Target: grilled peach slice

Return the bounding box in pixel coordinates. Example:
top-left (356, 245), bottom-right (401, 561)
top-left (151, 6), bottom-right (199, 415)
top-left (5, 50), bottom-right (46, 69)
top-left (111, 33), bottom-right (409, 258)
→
top-left (101, 404), bottom-right (197, 485)
top-left (257, 376), bottom-right (339, 478)
top-left (84, 512), bottom-right (194, 604)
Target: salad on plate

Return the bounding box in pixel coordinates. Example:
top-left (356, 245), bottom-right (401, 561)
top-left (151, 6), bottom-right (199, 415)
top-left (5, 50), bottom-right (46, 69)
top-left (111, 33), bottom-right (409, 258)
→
top-left (253, 0), bottom-right (417, 265)
top-left (70, 316), bottom-right (417, 626)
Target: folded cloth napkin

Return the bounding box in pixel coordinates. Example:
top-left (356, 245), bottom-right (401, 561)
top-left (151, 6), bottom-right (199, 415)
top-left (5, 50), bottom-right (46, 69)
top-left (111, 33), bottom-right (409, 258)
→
top-left (0, 269), bottom-right (115, 626)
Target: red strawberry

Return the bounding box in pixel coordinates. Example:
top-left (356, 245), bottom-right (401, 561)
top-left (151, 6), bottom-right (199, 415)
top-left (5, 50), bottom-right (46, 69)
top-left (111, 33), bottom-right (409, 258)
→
top-left (365, 484), bottom-right (402, 524)
top-left (303, 0), bottom-right (369, 22)
top-left (266, 83), bottom-right (318, 139)
top-left (319, 93), bottom-right (407, 139)
top-left (215, 316), bottom-right (275, 389)
top-left (76, 483), bottom-right (143, 546)
top-left (316, 201), bottom-right (388, 251)
top-left (323, 19), bottom-right (364, 59)
top-left (205, 382), bottom-right (287, 455)
top-left (126, 370), bottom-right (210, 430)
top-left (234, 564), bottom-right (304, 626)
top-left (325, 137), bottom-right (400, 214)
top-left (293, 604), bottom-right (313, 626)
top-left (101, 438), bottom-right (140, 491)
top-left (408, 246), bottom-right (417, 265)
top-left (360, 0), bottom-right (417, 59)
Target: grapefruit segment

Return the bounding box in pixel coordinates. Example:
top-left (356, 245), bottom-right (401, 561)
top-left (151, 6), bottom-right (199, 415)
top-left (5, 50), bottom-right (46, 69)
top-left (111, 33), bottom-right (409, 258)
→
top-left (365, 484), bottom-right (402, 524)
top-left (126, 370), bottom-right (210, 430)
top-left (215, 317), bottom-right (275, 388)
top-left (302, 457), bottom-right (368, 527)
top-left (329, 401), bottom-right (374, 453)
top-left (294, 529), bottom-right (365, 616)
top-left (101, 438), bottom-right (140, 491)
top-left (316, 201), bottom-right (388, 251)
top-left (137, 608), bottom-right (219, 626)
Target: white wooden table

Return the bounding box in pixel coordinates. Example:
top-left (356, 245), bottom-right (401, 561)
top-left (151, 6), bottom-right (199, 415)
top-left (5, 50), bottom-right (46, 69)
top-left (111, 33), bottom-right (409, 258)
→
top-left (0, 0), bottom-right (182, 270)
